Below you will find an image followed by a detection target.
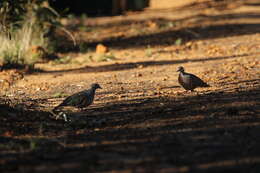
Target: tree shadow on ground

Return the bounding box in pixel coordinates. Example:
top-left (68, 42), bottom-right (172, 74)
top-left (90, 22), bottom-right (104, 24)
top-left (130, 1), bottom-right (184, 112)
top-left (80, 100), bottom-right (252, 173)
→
top-left (82, 13), bottom-right (260, 29)
top-left (59, 10), bottom-right (260, 53)
top-left (0, 100), bottom-right (64, 136)
top-left (0, 83), bottom-right (259, 172)
top-left (34, 53), bottom-right (253, 74)
top-left (86, 23), bottom-right (260, 49)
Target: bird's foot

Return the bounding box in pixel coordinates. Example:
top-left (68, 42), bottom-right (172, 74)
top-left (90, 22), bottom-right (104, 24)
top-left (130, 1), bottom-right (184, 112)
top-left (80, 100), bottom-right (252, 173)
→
top-left (193, 90), bottom-right (201, 96)
top-left (58, 112), bottom-right (72, 122)
top-left (183, 90), bottom-right (193, 94)
top-left (62, 113), bottom-right (70, 122)
top-left (49, 110), bottom-right (70, 122)
top-left (49, 110), bottom-right (59, 119)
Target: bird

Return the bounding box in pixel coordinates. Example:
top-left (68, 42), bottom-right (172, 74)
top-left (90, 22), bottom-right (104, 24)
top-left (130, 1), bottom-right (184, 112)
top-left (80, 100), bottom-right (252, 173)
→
top-left (53, 83), bottom-right (102, 111)
top-left (177, 66), bottom-right (210, 91)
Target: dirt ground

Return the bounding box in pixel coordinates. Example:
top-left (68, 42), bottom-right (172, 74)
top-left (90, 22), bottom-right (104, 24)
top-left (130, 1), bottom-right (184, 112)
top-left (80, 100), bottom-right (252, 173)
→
top-left (0, 0), bottom-right (260, 172)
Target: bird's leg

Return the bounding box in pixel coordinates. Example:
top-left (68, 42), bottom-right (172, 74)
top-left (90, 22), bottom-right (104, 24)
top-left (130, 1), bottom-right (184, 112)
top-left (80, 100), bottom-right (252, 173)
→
top-left (194, 90), bottom-right (200, 96)
top-left (183, 90), bottom-right (189, 94)
top-left (49, 108), bottom-right (70, 122)
top-left (61, 112), bottom-right (69, 122)
top-left (189, 89), bottom-right (200, 96)
top-left (184, 90), bottom-right (193, 94)
top-left (49, 109), bottom-right (60, 120)
top-left (55, 112), bottom-right (70, 122)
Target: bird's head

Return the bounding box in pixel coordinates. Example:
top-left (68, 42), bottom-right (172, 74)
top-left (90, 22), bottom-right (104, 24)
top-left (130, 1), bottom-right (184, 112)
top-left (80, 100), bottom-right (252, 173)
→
top-left (177, 66), bottom-right (185, 72)
top-left (91, 83), bottom-right (102, 89)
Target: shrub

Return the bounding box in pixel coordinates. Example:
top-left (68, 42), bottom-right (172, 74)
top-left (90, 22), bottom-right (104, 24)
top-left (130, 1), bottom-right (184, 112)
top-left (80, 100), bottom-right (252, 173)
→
top-left (0, 0), bottom-right (61, 68)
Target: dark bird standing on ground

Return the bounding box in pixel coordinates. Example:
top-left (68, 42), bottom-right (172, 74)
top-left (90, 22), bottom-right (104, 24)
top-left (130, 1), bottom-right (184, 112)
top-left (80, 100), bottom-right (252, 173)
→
top-left (53, 83), bottom-right (102, 111)
top-left (177, 66), bottom-right (210, 91)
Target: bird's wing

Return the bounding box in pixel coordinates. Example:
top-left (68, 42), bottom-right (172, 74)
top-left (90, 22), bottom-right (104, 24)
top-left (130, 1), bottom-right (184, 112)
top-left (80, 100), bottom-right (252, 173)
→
top-left (178, 73), bottom-right (194, 90)
top-left (190, 74), bottom-right (209, 87)
top-left (182, 74), bottom-right (192, 83)
top-left (184, 74), bottom-right (194, 89)
top-left (60, 91), bottom-right (87, 106)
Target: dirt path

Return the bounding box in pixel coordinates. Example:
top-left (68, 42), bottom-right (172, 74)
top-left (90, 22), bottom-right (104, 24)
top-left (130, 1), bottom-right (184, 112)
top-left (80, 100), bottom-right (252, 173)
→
top-left (0, 1), bottom-right (260, 172)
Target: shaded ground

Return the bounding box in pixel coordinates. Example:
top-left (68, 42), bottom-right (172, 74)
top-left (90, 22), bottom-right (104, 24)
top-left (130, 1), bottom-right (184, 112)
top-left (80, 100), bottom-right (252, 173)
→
top-left (0, 0), bottom-right (260, 172)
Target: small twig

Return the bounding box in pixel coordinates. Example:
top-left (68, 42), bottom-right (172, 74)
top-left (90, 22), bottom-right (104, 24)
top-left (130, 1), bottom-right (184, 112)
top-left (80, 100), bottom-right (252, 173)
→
top-left (60, 27), bottom-right (77, 46)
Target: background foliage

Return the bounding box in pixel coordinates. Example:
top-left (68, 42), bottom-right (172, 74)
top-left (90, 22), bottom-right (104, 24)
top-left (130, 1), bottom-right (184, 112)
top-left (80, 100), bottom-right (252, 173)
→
top-left (0, 0), bottom-right (60, 68)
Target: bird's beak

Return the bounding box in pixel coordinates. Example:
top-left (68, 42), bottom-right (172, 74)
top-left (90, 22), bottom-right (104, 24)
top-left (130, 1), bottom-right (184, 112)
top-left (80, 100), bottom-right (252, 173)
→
top-left (176, 69), bottom-right (180, 72)
top-left (99, 86), bottom-right (102, 89)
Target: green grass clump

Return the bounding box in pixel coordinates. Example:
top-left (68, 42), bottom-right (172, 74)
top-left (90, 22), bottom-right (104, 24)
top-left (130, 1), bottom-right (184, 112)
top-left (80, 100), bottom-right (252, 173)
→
top-left (97, 53), bottom-right (117, 62)
top-left (145, 45), bottom-right (153, 57)
top-left (175, 38), bottom-right (182, 46)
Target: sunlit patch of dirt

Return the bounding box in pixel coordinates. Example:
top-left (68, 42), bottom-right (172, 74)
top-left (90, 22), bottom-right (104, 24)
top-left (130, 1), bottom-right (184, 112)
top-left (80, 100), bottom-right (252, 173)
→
top-left (0, 70), bottom-right (24, 91)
